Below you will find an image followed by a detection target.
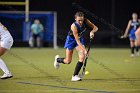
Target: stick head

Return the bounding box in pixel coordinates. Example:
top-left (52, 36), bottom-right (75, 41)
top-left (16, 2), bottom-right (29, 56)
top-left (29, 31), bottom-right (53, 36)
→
top-left (79, 71), bottom-right (85, 78)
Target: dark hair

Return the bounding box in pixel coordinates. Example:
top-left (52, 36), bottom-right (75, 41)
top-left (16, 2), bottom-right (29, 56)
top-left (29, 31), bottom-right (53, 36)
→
top-left (75, 12), bottom-right (84, 18)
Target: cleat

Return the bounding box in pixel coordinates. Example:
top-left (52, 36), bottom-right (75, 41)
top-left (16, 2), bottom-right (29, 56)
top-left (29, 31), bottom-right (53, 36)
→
top-left (1, 73), bottom-right (13, 79)
top-left (71, 75), bottom-right (81, 81)
top-left (130, 54), bottom-right (134, 57)
top-left (136, 52), bottom-right (139, 57)
top-left (54, 55), bottom-right (60, 69)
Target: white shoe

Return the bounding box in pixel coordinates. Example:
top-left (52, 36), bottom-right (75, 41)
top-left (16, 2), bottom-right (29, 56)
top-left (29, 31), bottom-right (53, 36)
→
top-left (130, 54), bottom-right (134, 57)
top-left (136, 52), bottom-right (139, 56)
top-left (54, 55), bottom-right (60, 69)
top-left (71, 75), bottom-right (81, 81)
top-left (1, 73), bottom-right (13, 79)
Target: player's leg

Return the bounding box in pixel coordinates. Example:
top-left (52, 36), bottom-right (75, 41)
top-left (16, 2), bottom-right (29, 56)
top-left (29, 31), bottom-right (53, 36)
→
top-left (29, 36), bottom-right (34, 48)
top-left (73, 45), bottom-right (85, 75)
top-left (135, 47), bottom-right (139, 56)
top-left (34, 34), bottom-right (38, 47)
top-left (71, 46), bottom-right (85, 81)
top-left (37, 36), bottom-right (41, 48)
top-left (0, 48), bottom-right (12, 79)
top-left (40, 32), bottom-right (44, 47)
top-left (130, 39), bottom-right (135, 57)
top-left (54, 49), bottom-right (73, 69)
top-left (0, 34), bottom-right (13, 79)
top-left (63, 49), bottom-right (73, 64)
top-left (31, 34), bottom-right (35, 48)
top-left (54, 35), bottom-right (75, 69)
top-left (135, 32), bottom-right (140, 46)
top-left (135, 29), bottom-right (140, 56)
top-left (135, 40), bottom-right (139, 56)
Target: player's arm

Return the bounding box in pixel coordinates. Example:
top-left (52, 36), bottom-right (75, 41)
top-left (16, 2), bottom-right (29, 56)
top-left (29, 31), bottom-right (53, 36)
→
top-left (40, 24), bottom-right (44, 32)
top-left (123, 20), bottom-right (131, 38)
top-left (31, 25), bottom-right (35, 33)
top-left (71, 23), bottom-right (87, 54)
top-left (85, 19), bottom-right (98, 38)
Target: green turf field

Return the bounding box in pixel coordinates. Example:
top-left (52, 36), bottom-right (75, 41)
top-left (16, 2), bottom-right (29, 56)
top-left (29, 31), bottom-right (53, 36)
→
top-left (0, 48), bottom-right (140, 93)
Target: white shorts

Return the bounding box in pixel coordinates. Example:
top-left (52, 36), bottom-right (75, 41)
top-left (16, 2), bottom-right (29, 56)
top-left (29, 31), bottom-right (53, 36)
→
top-left (0, 32), bottom-right (13, 50)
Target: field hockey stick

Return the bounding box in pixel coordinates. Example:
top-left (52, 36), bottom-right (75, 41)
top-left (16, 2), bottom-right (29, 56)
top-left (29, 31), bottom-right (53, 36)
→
top-left (79, 37), bottom-right (93, 78)
top-left (72, 3), bottom-right (123, 37)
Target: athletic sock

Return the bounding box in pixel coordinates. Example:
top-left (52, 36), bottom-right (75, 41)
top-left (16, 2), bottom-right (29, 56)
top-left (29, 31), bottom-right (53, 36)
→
top-left (0, 58), bottom-right (10, 74)
top-left (73, 61), bottom-right (83, 76)
top-left (57, 58), bottom-right (65, 64)
top-left (136, 46), bottom-right (139, 52)
top-left (131, 47), bottom-right (135, 54)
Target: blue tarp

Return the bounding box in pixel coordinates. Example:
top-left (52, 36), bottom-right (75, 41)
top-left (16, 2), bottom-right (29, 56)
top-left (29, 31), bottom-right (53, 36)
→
top-left (0, 13), bottom-right (54, 42)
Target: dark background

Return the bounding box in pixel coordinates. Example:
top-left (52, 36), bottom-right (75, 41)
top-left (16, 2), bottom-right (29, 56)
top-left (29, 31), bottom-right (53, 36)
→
top-left (0, 0), bottom-right (140, 47)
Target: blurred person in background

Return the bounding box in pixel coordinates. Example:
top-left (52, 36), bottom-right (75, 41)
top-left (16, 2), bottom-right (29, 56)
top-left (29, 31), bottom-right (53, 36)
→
top-left (29, 19), bottom-right (44, 48)
top-left (0, 22), bottom-right (13, 79)
top-left (123, 13), bottom-right (140, 57)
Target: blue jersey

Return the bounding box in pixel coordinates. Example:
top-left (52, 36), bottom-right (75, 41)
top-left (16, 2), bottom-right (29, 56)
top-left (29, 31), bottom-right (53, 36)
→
top-left (129, 20), bottom-right (140, 40)
top-left (68, 22), bottom-right (86, 38)
top-left (130, 20), bottom-right (139, 30)
top-left (64, 21), bottom-right (86, 50)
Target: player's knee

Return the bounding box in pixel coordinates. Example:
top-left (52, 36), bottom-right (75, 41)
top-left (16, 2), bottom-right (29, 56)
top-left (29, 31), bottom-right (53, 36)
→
top-left (78, 50), bottom-right (85, 56)
top-left (79, 55), bottom-right (86, 62)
